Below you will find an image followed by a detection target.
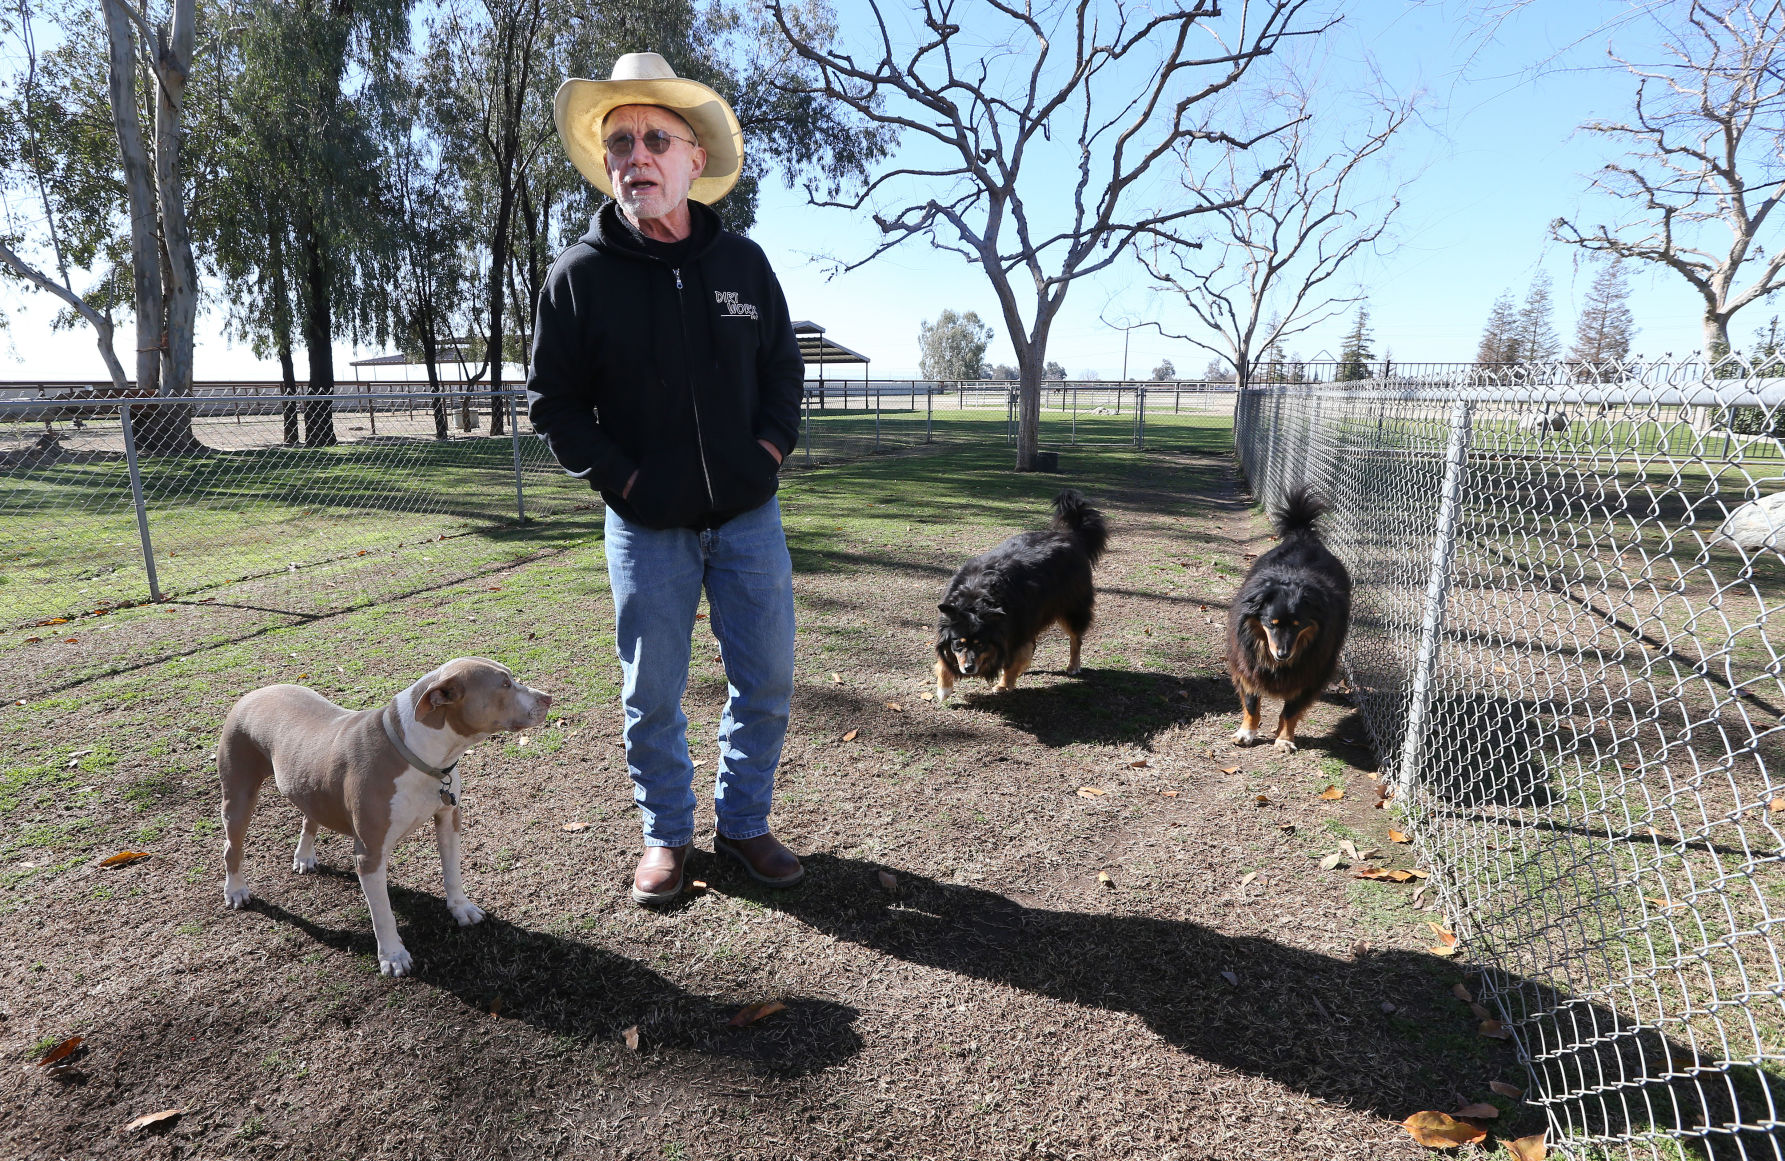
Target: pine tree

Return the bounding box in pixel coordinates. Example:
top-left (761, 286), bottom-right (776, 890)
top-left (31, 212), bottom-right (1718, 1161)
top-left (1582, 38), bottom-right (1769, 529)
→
top-left (1477, 291), bottom-right (1520, 364)
top-left (1512, 272), bottom-right (1562, 363)
top-left (1335, 304), bottom-right (1375, 381)
top-left (1570, 260), bottom-right (1637, 366)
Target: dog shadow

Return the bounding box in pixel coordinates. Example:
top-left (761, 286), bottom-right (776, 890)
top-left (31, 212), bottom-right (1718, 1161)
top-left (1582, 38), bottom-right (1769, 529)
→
top-left (245, 881), bottom-right (861, 1077)
top-left (953, 666), bottom-right (1203, 746)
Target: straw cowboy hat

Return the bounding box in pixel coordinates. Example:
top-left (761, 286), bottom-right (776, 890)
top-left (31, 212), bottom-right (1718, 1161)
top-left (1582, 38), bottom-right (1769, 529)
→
top-left (554, 52), bottom-right (744, 205)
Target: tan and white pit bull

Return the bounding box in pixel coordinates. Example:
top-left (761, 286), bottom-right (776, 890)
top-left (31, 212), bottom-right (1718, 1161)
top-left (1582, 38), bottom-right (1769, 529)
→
top-left (216, 658), bottom-right (552, 977)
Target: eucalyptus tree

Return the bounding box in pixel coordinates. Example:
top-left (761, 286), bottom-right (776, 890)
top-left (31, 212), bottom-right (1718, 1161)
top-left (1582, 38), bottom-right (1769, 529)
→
top-left (205, 0), bottom-right (406, 447)
top-left (1, 0), bottom-right (203, 451)
top-left (0, 1), bottom-right (131, 387)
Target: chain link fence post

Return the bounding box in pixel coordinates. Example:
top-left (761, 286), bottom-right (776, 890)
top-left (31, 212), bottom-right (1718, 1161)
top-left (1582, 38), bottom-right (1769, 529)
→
top-left (1396, 398), bottom-right (1474, 790)
top-left (119, 401), bottom-right (162, 602)
top-left (508, 393), bottom-right (526, 522)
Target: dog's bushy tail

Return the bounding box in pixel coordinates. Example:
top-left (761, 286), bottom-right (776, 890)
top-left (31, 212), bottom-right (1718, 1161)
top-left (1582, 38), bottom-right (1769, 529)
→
top-left (1272, 485), bottom-right (1330, 538)
top-left (1051, 489), bottom-right (1109, 564)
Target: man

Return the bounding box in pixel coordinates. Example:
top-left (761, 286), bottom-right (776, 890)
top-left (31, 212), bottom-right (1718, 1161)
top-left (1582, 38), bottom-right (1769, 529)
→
top-left (529, 53), bottom-right (805, 904)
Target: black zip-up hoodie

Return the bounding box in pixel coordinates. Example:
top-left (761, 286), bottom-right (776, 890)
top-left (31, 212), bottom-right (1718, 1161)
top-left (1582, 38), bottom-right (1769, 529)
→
top-left (526, 199), bottom-right (804, 530)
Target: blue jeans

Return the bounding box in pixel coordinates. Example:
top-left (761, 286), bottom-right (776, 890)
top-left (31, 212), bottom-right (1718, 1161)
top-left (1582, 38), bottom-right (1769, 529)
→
top-left (604, 497), bottom-right (796, 848)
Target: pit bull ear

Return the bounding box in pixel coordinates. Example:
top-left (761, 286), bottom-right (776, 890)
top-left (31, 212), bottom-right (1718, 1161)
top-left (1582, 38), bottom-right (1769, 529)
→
top-left (423, 676), bottom-right (463, 709)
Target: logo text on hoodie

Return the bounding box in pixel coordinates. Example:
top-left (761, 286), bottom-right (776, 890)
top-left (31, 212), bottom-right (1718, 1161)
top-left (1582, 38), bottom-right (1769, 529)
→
top-left (714, 290), bottom-right (759, 321)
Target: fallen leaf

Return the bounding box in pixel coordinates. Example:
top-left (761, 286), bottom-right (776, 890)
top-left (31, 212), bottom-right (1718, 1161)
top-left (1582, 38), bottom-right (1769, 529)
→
top-left (1471, 1002), bottom-right (1498, 1022)
top-left (1502, 1131), bottom-right (1547, 1160)
top-left (1489, 1080), bottom-right (1524, 1100)
top-left (622, 1025), bottom-right (640, 1050)
top-left (841, 729), bottom-right (859, 742)
top-left (1277, 822), bottom-right (1295, 833)
top-left (121, 1109), bottom-right (183, 1133)
top-left (1129, 758), bottom-right (1150, 768)
top-left (1452, 982), bottom-right (1474, 1003)
top-left (1097, 870), bottom-right (1115, 887)
top-left (727, 1000), bottom-right (787, 1027)
top-left (489, 995), bottom-right (504, 1017)
top-left (1318, 852), bottom-right (1344, 871)
top-left (1771, 798), bottom-right (1785, 813)
top-left (1428, 922), bottom-right (1458, 947)
top-left (688, 879), bottom-right (708, 891)
top-left (1221, 766), bottom-right (1240, 774)
top-left (24, 636), bottom-right (40, 643)
top-left (695, 613), bottom-right (707, 620)
top-left (356, 549), bottom-right (367, 556)
top-left (1479, 1019), bottom-right (1512, 1039)
top-left (1319, 785), bottom-right (1344, 800)
top-left (40, 617), bottom-right (67, 625)
top-left (562, 821), bottom-right (591, 833)
top-left (1339, 839), bottom-right (1361, 861)
top-left (1647, 896), bottom-right (1682, 910)
top-left (1159, 789), bottom-right (1179, 797)
top-left (830, 672), bottom-right (842, 683)
top-left (1076, 786), bottom-right (1106, 798)
top-left (1454, 1102), bottom-right (1499, 1119)
top-left (1380, 999), bottom-right (1397, 1013)
top-left (920, 692), bottom-right (934, 701)
top-left (1411, 882), bottom-right (1431, 907)
top-left (1239, 871), bottom-right (1259, 887)
top-left (1354, 867), bottom-right (1416, 882)
top-left (1407, 868), bottom-right (1431, 878)
top-left (1254, 794), bottom-right (1270, 806)
top-left (886, 701), bottom-right (904, 712)
top-left (35, 1036), bottom-right (83, 1068)
top-left (1388, 828), bottom-right (1411, 843)
top-left (62, 637), bottom-right (78, 644)
top-left (1401, 1111), bottom-right (1487, 1148)
top-left (1220, 970), bottom-right (1239, 986)
top-left (1428, 944), bottom-right (1460, 958)
top-left (98, 851), bottom-right (151, 868)
top-left (877, 869), bottom-right (898, 892)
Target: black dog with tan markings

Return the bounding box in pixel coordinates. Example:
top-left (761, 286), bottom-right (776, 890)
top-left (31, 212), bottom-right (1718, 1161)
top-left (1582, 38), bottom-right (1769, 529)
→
top-left (1226, 486), bottom-right (1351, 752)
top-left (934, 490), bottom-right (1108, 701)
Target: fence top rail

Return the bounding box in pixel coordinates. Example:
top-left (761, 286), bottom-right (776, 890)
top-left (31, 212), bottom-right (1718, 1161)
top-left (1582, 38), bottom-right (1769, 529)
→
top-left (0, 388), bottom-right (531, 412)
top-left (1242, 375), bottom-right (1785, 408)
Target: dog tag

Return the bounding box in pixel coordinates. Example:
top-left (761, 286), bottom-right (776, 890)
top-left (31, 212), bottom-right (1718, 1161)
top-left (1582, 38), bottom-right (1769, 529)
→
top-left (440, 788), bottom-right (457, 807)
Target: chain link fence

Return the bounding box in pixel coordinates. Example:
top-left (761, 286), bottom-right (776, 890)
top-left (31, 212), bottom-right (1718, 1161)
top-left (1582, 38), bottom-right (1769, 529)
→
top-left (1237, 360), bottom-right (1785, 1160)
top-left (1, 379), bottom-right (1237, 701)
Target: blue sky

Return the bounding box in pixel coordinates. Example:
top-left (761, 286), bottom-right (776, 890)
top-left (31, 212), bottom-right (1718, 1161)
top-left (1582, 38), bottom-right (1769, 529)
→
top-left (0, 1), bottom-right (1748, 382)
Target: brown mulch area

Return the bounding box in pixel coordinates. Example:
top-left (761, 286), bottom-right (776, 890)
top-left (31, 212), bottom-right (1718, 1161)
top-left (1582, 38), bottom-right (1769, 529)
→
top-left (1, 449), bottom-right (1528, 1159)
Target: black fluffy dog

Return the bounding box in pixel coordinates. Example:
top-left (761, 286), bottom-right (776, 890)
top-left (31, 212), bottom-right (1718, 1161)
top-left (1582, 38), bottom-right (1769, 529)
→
top-left (934, 491), bottom-right (1109, 702)
top-left (1226, 486), bottom-right (1352, 752)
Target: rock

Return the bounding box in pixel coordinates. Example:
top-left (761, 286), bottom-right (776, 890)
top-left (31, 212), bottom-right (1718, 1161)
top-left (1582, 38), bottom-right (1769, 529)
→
top-left (1716, 492), bottom-right (1785, 549)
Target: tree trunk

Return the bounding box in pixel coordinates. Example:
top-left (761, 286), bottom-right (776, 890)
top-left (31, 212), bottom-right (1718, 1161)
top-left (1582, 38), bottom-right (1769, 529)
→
top-left (299, 216), bottom-right (338, 447)
top-left (1014, 352), bottom-right (1042, 471)
top-left (422, 328), bottom-right (448, 440)
top-left (268, 221), bottom-right (299, 445)
top-left (154, 0), bottom-right (197, 400)
top-left (484, 180), bottom-right (515, 438)
top-left (102, 0), bottom-right (160, 402)
top-left (1705, 313), bottom-right (1732, 361)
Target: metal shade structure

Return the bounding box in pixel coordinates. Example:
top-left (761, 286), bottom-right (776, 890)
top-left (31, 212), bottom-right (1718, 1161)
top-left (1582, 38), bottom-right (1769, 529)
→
top-left (794, 321), bottom-right (869, 408)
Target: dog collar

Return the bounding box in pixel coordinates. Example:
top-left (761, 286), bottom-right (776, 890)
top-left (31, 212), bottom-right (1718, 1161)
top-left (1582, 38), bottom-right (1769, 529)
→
top-left (381, 705), bottom-right (459, 806)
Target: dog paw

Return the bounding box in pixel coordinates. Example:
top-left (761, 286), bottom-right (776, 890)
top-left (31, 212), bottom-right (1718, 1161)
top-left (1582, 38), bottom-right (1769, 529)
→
top-left (378, 946), bottom-right (414, 977)
top-left (448, 899), bottom-right (485, 927)
top-left (1066, 664), bottom-right (1083, 677)
top-left (1272, 737), bottom-right (1298, 753)
top-left (292, 853), bottom-right (318, 874)
top-left (223, 880), bottom-right (253, 908)
top-left (1232, 728), bottom-right (1258, 746)
top-left (935, 685), bottom-right (950, 704)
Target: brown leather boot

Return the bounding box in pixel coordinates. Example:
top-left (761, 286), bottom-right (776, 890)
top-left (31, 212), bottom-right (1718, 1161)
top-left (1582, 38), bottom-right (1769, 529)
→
top-left (712, 832), bottom-right (803, 887)
top-left (631, 843), bottom-right (690, 905)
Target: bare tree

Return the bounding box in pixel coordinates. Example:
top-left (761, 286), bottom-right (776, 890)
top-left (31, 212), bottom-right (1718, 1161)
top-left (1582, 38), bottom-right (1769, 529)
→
top-left (1140, 90), bottom-right (1408, 390)
top-left (1553, 0), bottom-right (1785, 357)
top-left (770, 0), bottom-right (1336, 470)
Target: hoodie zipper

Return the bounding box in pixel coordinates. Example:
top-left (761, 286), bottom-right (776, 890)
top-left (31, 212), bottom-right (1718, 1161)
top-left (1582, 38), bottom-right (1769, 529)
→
top-left (671, 265), bottom-right (718, 509)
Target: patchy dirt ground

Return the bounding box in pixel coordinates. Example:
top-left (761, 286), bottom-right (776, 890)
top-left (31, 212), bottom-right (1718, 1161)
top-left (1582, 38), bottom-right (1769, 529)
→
top-left (1, 445), bottom-right (1534, 1160)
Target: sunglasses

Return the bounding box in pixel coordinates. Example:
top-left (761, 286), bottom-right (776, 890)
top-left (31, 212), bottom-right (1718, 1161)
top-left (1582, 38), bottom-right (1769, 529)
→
top-left (603, 128), bottom-right (697, 158)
